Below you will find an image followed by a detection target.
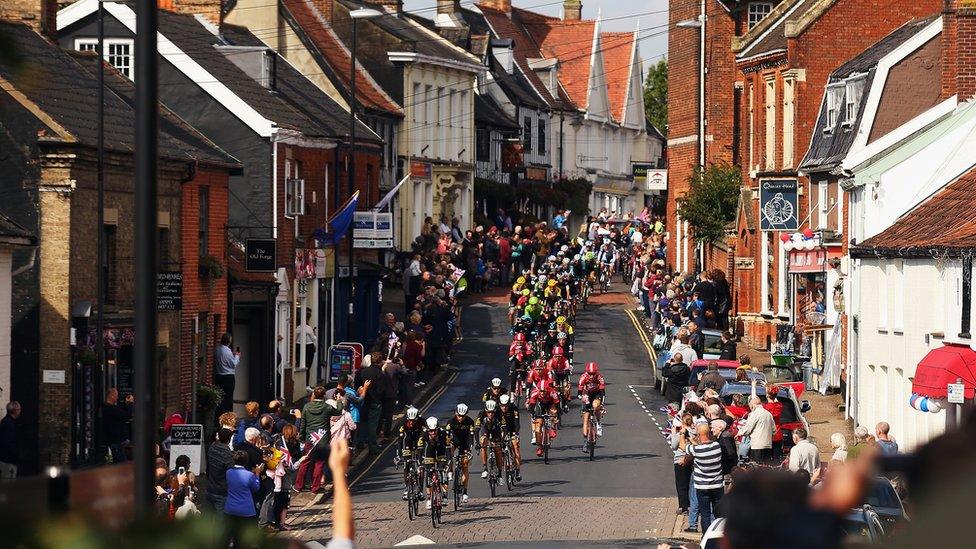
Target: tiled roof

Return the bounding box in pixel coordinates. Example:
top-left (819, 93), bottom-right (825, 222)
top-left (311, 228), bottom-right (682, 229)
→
top-left (526, 18), bottom-right (595, 109)
top-left (281, 0), bottom-right (402, 116)
top-left (856, 168), bottom-right (976, 252)
top-left (601, 31), bottom-right (634, 122)
top-left (800, 16), bottom-right (939, 172)
top-left (0, 22), bottom-right (237, 167)
top-left (478, 4), bottom-right (569, 109)
top-left (0, 212), bottom-right (35, 244)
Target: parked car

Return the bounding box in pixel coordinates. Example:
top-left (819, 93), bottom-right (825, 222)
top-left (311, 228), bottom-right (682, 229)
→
top-left (701, 328), bottom-right (724, 359)
top-left (843, 505), bottom-right (886, 543)
top-left (700, 517), bottom-right (725, 549)
top-left (718, 382), bottom-right (811, 451)
top-left (864, 477), bottom-right (909, 530)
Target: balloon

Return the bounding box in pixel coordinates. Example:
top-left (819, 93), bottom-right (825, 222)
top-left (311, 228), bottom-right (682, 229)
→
top-left (780, 233), bottom-right (791, 243)
top-left (784, 242), bottom-right (794, 251)
top-left (802, 227), bottom-right (815, 239)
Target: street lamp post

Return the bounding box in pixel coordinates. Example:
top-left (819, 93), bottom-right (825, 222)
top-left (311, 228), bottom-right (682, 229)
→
top-left (346, 7), bottom-right (381, 342)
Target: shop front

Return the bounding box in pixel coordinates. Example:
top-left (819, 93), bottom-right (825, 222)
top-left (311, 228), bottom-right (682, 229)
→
top-left (787, 240), bottom-right (844, 388)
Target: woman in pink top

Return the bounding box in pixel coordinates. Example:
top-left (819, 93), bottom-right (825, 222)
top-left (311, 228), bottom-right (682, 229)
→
top-left (331, 403), bottom-right (357, 442)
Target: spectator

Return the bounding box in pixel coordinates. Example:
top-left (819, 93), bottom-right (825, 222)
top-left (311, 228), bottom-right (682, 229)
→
top-left (331, 400), bottom-right (358, 443)
top-left (0, 401), bottom-right (20, 479)
top-left (270, 423), bottom-right (302, 530)
top-left (669, 330), bottom-right (699, 366)
top-left (217, 411), bottom-right (238, 449)
top-left (206, 427), bottom-right (234, 512)
top-left (763, 385), bottom-right (785, 459)
top-left (687, 322), bottom-right (705, 361)
top-left (679, 423), bottom-right (724, 533)
top-left (296, 386), bottom-right (339, 493)
top-left (355, 355), bottom-right (385, 454)
top-left (670, 412), bottom-right (695, 516)
top-left (213, 332), bottom-right (240, 416)
top-left (268, 400), bottom-right (290, 435)
top-left (401, 331), bottom-right (424, 403)
top-left (327, 374), bottom-right (364, 443)
top-left (225, 450), bottom-right (262, 545)
top-left (719, 331), bottom-right (737, 360)
top-left (234, 401), bottom-right (261, 447)
top-left (829, 432), bottom-right (848, 463)
top-left (295, 310), bottom-right (317, 370)
top-left (378, 360), bottom-right (399, 439)
top-left (875, 421), bottom-right (899, 455)
top-left (663, 352), bottom-right (691, 405)
top-left (238, 427), bottom-right (265, 470)
top-left (102, 388), bottom-right (133, 464)
top-left (258, 414), bottom-right (275, 446)
top-left (847, 425), bottom-right (871, 461)
top-left (739, 394), bottom-right (775, 463)
top-left (697, 361), bottom-right (727, 393)
top-left (788, 427), bottom-right (820, 477)
top-left (403, 254), bottom-right (422, 316)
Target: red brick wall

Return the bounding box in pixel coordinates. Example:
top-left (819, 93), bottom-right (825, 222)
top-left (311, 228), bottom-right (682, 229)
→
top-left (178, 168), bottom-right (230, 414)
top-left (957, 5), bottom-right (976, 99)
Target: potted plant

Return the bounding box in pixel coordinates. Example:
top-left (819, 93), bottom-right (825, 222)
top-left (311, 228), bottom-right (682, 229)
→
top-left (198, 254), bottom-right (224, 280)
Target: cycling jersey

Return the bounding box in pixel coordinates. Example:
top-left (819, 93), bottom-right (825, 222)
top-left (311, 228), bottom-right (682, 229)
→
top-left (527, 387), bottom-right (560, 413)
top-left (446, 415), bottom-right (476, 452)
top-left (578, 372), bottom-right (606, 397)
top-left (598, 248), bottom-right (616, 264)
top-left (417, 428), bottom-right (450, 464)
top-left (526, 366), bottom-right (554, 391)
top-left (524, 303), bottom-right (543, 320)
top-left (498, 406), bottom-right (520, 435)
top-left (478, 413), bottom-right (506, 442)
top-left (398, 419), bottom-right (424, 457)
top-left (547, 355), bottom-right (570, 374)
top-left (508, 342), bottom-right (534, 364)
top-left (482, 387), bottom-right (508, 402)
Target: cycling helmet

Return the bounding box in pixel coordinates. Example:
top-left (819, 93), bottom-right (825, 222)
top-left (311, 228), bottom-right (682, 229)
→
top-left (514, 332), bottom-right (527, 342)
top-left (406, 406), bottom-right (419, 420)
top-left (456, 403), bottom-right (468, 416)
top-left (484, 400), bottom-right (497, 412)
top-left (491, 377), bottom-right (502, 388)
top-left (529, 297), bottom-right (540, 305)
top-left (547, 279), bottom-right (557, 287)
top-left (521, 289), bottom-right (531, 296)
top-left (560, 245), bottom-right (569, 253)
top-left (585, 240), bottom-right (593, 247)
top-left (562, 258), bottom-right (570, 265)
top-left (547, 255), bottom-right (557, 262)
top-left (499, 394), bottom-right (511, 406)
top-left (557, 331), bottom-right (568, 340)
top-left (552, 346), bottom-right (564, 357)
top-left (538, 274), bottom-right (548, 283)
top-left (548, 322), bottom-right (557, 332)
top-left (556, 316), bottom-right (567, 324)
top-left (585, 362), bottom-right (599, 375)
top-left (517, 276), bottom-right (526, 284)
top-left (425, 416), bottom-right (439, 430)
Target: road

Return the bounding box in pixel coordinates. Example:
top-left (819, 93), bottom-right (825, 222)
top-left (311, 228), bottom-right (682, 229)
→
top-left (288, 285), bottom-right (680, 547)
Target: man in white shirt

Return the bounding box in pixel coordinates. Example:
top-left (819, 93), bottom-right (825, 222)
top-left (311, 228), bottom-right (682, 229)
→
top-left (739, 394), bottom-right (774, 463)
top-left (669, 330), bottom-right (699, 366)
top-left (788, 427), bottom-right (820, 477)
top-left (295, 310), bottom-right (317, 370)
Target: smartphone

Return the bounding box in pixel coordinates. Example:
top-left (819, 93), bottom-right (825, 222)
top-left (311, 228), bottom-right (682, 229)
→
top-left (290, 409), bottom-right (299, 416)
top-left (178, 466), bottom-right (186, 475)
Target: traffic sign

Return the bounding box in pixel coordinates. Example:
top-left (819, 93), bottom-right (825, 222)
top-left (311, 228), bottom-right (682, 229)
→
top-left (948, 382), bottom-right (965, 404)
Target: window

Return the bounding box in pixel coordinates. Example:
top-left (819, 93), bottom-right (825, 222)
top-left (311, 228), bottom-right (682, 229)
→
top-left (198, 186), bottom-right (209, 258)
top-left (826, 85), bottom-right (843, 129)
top-left (878, 263), bottom-right (888, 330)
top-left (845, 76), bottom-right (866, 124)
top-left (892, 259), bottom-right (904, 332)
top-left (748, 2), bottom-right (774, 29)
top-left (523, 116), bottom-right (532, 153)
top-left (817, 180), bottom-right (828, 230)
top-left (748, 84), bottom-right (755, 171)
top-left (963, 258), bottom-right (972, 338)
top-left (75, 38), bottom-right (134, 79)
top-left (537, 118), bottom-right (547, 155)
top-left (285, 160), bottom-right (305, 216)
top-left (764, 76), bottom-right (776, 171)
top-left (476, 128), bottom-right (490, 162)
top-left (783, 77), bottom-right (795, 168)
top-left (103, 224), bottom-right (117, 305)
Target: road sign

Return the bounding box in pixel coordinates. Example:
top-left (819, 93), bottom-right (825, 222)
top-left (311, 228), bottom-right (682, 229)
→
top-left (168, 424), bottom-right (204, 474)
top-left (948, 382), bottom-right (965, 404)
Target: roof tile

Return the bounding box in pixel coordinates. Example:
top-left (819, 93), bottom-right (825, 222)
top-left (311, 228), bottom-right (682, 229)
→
top-left (601, 31), bottom-right (634, 121)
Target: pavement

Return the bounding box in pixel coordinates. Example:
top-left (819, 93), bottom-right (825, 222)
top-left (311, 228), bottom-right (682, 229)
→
top-left (284, 283), bottom-right (687, 548)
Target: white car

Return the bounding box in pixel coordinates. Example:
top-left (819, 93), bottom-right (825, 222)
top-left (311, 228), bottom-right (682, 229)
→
top-left (700, 517), bottom-right (725, 549)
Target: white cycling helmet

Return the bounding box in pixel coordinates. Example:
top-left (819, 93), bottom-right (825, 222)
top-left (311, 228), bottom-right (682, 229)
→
top-left (573, 254), bottom-right (581, 261)
top-left (491, 377), bottom-right (502, 388)
top-left (425, 416), bottom-right (438, 430)
top-left (585, 240), bottom-right (593, 246)
top-left (484, 400), bottom-right (497, 412)
top-left (547, 255), bottom-right (557, 262)
top-left (560, 245), bottom-right (569, 253)
top-left (456, 403), bottom-right (468, 415)
top-left (562, 258), bottom-right (570, 265)
top-left (499, 394), bottom-right (511, 405)
top-left (406, 406), bottom-right (419, 420)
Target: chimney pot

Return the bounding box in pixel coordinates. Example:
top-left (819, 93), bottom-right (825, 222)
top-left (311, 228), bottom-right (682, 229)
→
top-left (563, 0), bottom-right (582, 21)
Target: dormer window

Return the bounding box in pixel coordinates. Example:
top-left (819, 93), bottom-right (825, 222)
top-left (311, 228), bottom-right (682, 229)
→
top-left (825, 84), bottom-right (844, 130)
top-left (844, 75), bottom-right (866, 125)
top-left (75, 38), bottom-right (134, 80)
top-left (748, 2), bottom-right (774, 30)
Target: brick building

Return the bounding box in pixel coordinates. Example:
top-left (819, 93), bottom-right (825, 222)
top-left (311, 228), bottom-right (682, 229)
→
top-left (729, 0), bottom-right (940, 350)
top-left (0, 16), bottom-right (239, 470)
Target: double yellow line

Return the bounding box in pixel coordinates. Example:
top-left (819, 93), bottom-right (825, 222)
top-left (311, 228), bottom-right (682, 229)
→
top-left (626, 309), bottom-right (657, 374)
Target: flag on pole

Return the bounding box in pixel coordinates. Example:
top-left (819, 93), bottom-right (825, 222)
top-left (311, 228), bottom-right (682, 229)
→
top-left (314, 191), bottom-right (360, 246)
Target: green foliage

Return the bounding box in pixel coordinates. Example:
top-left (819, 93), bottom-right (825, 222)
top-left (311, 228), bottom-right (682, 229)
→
top-left (474, 177), bottom-right (593, 216)
top-left (643, 58), bottom-right (668, 135)
top-left (676, 163), bottom-right (741, 244)
top-left (198, 255), bottom-right (224, 280)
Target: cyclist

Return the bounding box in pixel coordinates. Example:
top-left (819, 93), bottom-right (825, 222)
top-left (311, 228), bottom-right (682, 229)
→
top-left (477, 400), bottom-right (505, 481)
top-left (543, 278), bottom-right (563, 308)
top-left (556, 331), bottom-right (574, 364)
top-left (578, 362), bottom-right (607, 450)
top-left (526, 358), bottom-right (554, 393)
top-left (547, 346), bottom-right (572, 406)
top-left (482, 377), bottom-right (509, 402)
top-left (417, 416), bottom-right (450, 510)
top-left (527, 379), bottom-right (560, 457)
top-left (397, 406), bottom-right (423, 500)
top-left (446, 403), bottom-right (476, 504)
top-left (598, 240), bottom-right (617, 280)
top-left (524, 296), bottom-right (544, 322)
top-left (555, 315), bottom-right (575, 339)
top-left (498, 393), bottom-right (522, 481)
top-left (509, 276), bottom-right (527, 325)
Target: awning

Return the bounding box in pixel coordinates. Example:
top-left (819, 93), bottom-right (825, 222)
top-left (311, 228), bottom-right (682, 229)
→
top-left (912, 343), bottom-right (976, 399)
top-left (373, 173), bottom-right (409, 211)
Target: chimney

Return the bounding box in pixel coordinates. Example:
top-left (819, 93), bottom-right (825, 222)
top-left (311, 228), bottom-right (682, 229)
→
top-left (480, 0), bottom-right (512, 14)
top-left (374, 0), bottom-right (404, 14)
top-left (563, 0), bottom-right (582, 21)
top-left (944, 0), bottom-right (976, 101)
top-left (1, 0), bottom-right (58, 38)
top-left (160, 0), bottom-right (223, 24)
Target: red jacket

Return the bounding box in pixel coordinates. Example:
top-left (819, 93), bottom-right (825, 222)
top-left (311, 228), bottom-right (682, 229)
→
top-left (763, 400), bottom-right (784, 441)
top-left (526, 367), bottom-right (553, 390)
top-left (527, 386), bottom-right (559, 407)
top-left (547, 356), bottom-right (569, 373)
top-left (578, 373), bottom-right (606, 394)
top-left (498, 237), bottom-right (512, 264)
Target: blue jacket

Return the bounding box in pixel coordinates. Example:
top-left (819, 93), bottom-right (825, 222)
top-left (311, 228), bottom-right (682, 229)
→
top-left (224, 466), bottom-right (259, 517)
top-left (343, 386), bottom-right (363, 423)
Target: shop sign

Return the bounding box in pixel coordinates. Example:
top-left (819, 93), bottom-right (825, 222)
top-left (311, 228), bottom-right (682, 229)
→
top-left (168, 424), bottom-right (204, 474)
top-left (410, 161), bottom-right (432, 180)
top-left (375, 213), bottom-right (393, 239)
top-left (760, 179), bottom-right (799, 231)
top-left (633, 163), bottom-right (667, 191)
top-left (789, 249), bottom-right (829, 273)
top-left (501, 142), bottom-right (524, 172)
top-left (524, 166), bottom-right (547, 181)
top-left (948, 382), bottom-right (965, 404)
top-left (353, 212), bottom-right (393, 243)
top-left (245, 238), bottom-right (277, 272)
top-left (734, 257), bottom-right (755, 270)
top-left (157, 271), bottom-right (182, 311)
top-left (353, 211), bottom-right (376, 239)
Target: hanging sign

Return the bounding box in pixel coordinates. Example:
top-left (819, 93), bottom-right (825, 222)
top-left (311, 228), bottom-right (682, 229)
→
top-left (245, 239), bottom-right (277, 272)
top-left (760, 179), bottom-right (799, 231)
top-left (157, 271), bottom-right (183, 311)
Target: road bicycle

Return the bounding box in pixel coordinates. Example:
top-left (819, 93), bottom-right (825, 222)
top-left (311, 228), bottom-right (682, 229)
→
top-left (585, 407), bottom-right (599, 461)
top-left (539, 413), bottom-right (556, 464)
top-left (485, 441), bottom-right (501, 498)
top-left (501, 434), bottom-right (517, 491)
top-left (557, 375), bottom-right (573, 415)
top-left (451, 451), bottom-right (468, 511)
top-left (510, 367), bottom-right (528, 409)
top-left (425, 462), bottom-right (446, 527)
top-left (396, 455), bottom-right (421, 521)
top-left (599, 263), bottom-right (613, 294)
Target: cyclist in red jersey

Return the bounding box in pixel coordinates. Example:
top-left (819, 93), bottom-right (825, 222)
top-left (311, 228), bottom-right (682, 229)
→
top-left (525, 359), bottom-right (554, 392)
top-left (547, 346), bottom-right (572, 404)
top-left (578, 362), bottom-right (606, 447)
top-left (527, 379), bottom-right (560, 457)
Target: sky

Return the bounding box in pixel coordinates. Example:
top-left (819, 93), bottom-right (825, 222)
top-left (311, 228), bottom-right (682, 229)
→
top-left (403, 0), bottom-right (670, 75)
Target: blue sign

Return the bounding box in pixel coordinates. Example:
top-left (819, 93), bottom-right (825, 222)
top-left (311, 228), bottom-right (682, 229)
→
top-left (760, 179), bottom-right (798, 231)
top-left (328, 345), bottom-right (356, 382)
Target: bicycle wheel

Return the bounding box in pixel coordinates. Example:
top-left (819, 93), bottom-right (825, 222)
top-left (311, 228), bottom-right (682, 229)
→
top-left (588, 422), bottom-right (596, 461)
top-left (504, 452), bottom-right (514, 491)
top-left (431, 492), bottom-right (438, 528)
top-left (406, 470), bottom-right (416, 521)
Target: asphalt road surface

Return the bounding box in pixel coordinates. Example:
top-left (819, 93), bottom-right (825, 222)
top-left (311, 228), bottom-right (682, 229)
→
top-left (290, 285), bottom-right (680, 547)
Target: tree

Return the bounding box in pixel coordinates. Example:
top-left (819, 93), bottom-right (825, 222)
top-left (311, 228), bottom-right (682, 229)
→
top-left (676, 163), bottom-right (741, 244)
top-left (643, 59), bottom-right (668, 135)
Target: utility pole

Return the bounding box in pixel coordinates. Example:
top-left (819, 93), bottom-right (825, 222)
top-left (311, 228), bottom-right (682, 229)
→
top-left (133, 0), bottom-right (159, 515)
top-left (95, 0), bottom-right (105, 467)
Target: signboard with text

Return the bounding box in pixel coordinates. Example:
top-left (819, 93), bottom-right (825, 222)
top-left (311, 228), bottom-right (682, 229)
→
top-left (632, 163), bottom-right (666, 191)
top-left (759, 179), bottom-right (799, 231)
top-left (410, 161), bottom-right (432, 180)
top-left (168, 424), bottom-right (204, 474)
top-left (157, 271), bottom-right (182, 311)
top-left (245, 238), bottom-right (277, 272)
top-left (501, 142), bottom-right (524, 172)
top-left (353, 212), bottom-right (376, 239)
top-left (948, 383), bottom-right (965, 404)
top-left (375, 213), bottom-right (392, 239)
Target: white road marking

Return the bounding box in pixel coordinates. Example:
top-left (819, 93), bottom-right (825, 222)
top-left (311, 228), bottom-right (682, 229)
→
top-left (395, 535), bottom-right (437, 546)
